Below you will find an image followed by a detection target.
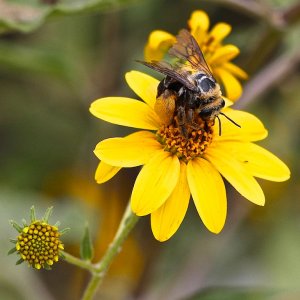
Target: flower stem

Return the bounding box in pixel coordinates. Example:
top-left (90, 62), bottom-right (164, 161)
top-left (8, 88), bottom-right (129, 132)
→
top-left (81, 202), bottom-right (140, 300)
top-left (61, 251), bottom-right (97, 272)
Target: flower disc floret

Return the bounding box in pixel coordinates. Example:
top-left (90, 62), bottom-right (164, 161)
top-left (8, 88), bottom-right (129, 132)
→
top-left (16, 221), bottom-right (64, 269)
top-left (157, 122), bottom-right (214, 163)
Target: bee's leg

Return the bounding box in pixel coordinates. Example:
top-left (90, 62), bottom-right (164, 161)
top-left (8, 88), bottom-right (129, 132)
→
top-left (187, 109), bottom-right (201, 130)
top-left (175, 88), bottom-right (187, 137)
top-left (177, 106), bottom-right (188, 138)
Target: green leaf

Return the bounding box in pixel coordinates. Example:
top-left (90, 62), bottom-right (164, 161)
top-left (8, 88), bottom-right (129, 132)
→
top-left (80, 223), bottom-right (94, 261)
top-left (0, 0), bottom-right (134, 34)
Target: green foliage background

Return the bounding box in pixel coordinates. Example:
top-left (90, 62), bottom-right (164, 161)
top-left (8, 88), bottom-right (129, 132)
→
top-left (1, 0), bottom-right (300, 299)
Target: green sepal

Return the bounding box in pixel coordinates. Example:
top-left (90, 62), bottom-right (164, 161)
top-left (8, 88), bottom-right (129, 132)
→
top-left (60, 227), bottom-right (70, 235)
top-left (80, 224), bottom-right (94, 261)
top-left (16, 258), bottom-right (24, 265)
top-left (9, 239), bottom-right (17, 244)
top-left (44, 263), bottom-right (52, 271)
top-left (54, 221), bottom-right (61, 227)
top-left (10, 220), bottom-right (23, 233)
top-left (30, 206), bottom-right (36, 222)
top-left (42, 206), bottom-right (53, 223)
top-left (8, 247), bottom-right (17, 255)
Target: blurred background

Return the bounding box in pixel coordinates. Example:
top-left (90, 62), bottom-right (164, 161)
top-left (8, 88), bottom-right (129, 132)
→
top-left (1, 0), bottom-right (300, 299)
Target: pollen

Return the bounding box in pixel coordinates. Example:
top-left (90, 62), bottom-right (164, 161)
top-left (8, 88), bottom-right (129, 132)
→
top-left (16, 221), bottom-right (64, 269)
top-left (156, 121), bottom-right (214, 162)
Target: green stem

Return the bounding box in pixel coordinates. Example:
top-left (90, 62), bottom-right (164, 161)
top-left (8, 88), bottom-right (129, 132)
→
top-left (81, 202), bottom-right (140, 300)
top-left (61, 251), bottom-right (97, 272)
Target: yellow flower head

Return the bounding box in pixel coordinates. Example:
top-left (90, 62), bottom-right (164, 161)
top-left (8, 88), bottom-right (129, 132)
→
top-left (10, 207), bottom-right (65, 269)
top-left (144, 10), bottom-right (248, 101)
top-left (90, 71), bottom-right (290, 242)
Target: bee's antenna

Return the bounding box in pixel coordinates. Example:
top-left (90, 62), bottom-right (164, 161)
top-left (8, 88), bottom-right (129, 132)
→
top-left (219, 112), bottom-right (241, 128)
top-left (216, 115), bottom-right (222, 136)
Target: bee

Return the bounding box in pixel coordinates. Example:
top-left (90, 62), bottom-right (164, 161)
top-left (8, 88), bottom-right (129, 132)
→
top-left (138, 29), bottom-right (240, 137)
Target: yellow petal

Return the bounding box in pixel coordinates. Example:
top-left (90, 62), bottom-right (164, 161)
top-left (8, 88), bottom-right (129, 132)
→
top-left (144, 30), bottom-right (176, 61)
top-left (234, 142), bottom-right (290, 182)
top-left (206, 22), bottom-right (232, 46)
top-left (90, 97), bottom-right (161, 130)
top-left (223, 62), bottom-right (248, 80)
top-left (223, 96), bottom-right (233, 107)
top-left (214, 67), bottom-right (243, 101)
top-left (205, 146), bottom-right (265, 205)
top-left (131, 151), bottom-right (180, 216)
top-left (125, 71), bottom-right (159, 109)
top-left (95, 161), bottom-right (121, 184)
top-left (188, 10), bottom-right (210, 32)
top-left (151, 162), bottom-right (190, 241)
top-left (94, 131), bottom-right (161, 167)
top-left (214, 108), bottom-right (268, 142)
top-left (209, 45), bottom-right (239, 66)
top-left (188, 10), bottom-right (210, 45)
top-left (187, 158), bottom-right (227, 233)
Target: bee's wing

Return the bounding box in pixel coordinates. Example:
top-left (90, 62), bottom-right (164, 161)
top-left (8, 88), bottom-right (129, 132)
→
top-left (169, 29), bottom-right (213, 77)
top-left (137, 60), bottom-right (198, 92)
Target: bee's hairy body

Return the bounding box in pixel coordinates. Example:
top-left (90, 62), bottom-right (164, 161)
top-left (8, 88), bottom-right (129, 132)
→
top-left (138, 29), bottom-right (235, 138)
top-left (156, 72), bottom-right (225, 137)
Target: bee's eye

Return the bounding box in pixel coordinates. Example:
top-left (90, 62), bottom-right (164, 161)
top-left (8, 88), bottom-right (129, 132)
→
top-left (200, 78), bottom-right (215, 92)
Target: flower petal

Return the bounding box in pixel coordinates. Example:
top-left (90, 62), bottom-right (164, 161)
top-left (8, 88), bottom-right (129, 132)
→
top-left (214, 67), bottom-right (243, 101)
top-left (187, 158), bottom-right (227, 233)
top-left (144, 30), bottom-right (176, 61)
top-left (188, 10), bottom-right (210, 32)
top-left (223, 62), bottom-right (248, 80)
top-left (206, 22), bottom-right (232, 46)
top-left (223, 96), bottom-right (233, 107)
top-left (90, 97), bottom-right (161, 130)
top-left (131, 151), bottom-right (180, 216)
top-left (214, 108), bottom-right (268, 142)
top-left (234, 142), bottom-right (290, 182)
top-left (151, 162), bottom-right (190, 241)
top-left (94, 131), bottom-right (161, 167)
top-left (209, 45), bottom-right (240, 66)
top-left (188, 10), bottom-right (210, 45)
top-left (125, 71), bottom-right (159, 109)
top-left (205, 146), bottom-right (265, 205)
top-left (95, 161), bottom-right (121, 184)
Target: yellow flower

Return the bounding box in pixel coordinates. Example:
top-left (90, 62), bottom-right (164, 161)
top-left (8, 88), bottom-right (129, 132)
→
top-left (90, 71), bottom-right (290, 242)
top-left (144, 10), bottom-right (248, 101)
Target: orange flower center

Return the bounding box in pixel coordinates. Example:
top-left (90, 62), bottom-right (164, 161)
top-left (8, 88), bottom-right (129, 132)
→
top-left (156, 121), bottom-right (214, 163)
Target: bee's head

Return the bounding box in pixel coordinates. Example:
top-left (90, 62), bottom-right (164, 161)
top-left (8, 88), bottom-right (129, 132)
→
top-left (194, 73), bottom-right (216, 93)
